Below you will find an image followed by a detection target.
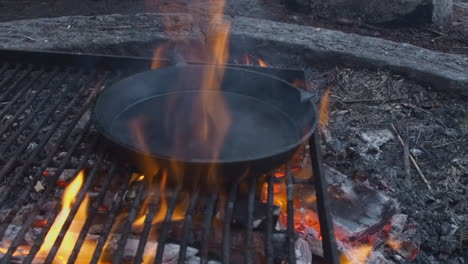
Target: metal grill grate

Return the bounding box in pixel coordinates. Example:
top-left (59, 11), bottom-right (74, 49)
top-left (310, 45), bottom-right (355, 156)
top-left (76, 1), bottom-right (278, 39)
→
top-left (0, 49), bottom-right (338, 264)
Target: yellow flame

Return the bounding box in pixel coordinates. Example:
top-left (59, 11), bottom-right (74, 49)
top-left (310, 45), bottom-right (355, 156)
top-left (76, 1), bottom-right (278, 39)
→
top-left (35, 170), bottom-right (97, 264)
top-left (340, 244), bottom-right (373, 264)
top-left (133, 171), bottom-right (187, 230)
top-left (0, 244), bottom-right (29, 257)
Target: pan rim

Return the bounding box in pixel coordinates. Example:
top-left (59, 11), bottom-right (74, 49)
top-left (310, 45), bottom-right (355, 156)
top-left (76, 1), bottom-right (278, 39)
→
top-left (93, 64), bottom-right (318, 164)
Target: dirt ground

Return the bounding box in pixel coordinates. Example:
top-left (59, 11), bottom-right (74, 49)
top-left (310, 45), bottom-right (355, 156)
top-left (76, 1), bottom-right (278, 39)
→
top-left (303, 66), bottom-right (468, 263)
top-left (0, 0), bottom-right (467, 55)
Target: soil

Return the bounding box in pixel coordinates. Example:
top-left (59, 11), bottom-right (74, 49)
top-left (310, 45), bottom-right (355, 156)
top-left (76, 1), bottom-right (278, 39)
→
top-left (0, 0), bottom-right (467, 55)
top-left (303, 66), bottom-right (468, 263)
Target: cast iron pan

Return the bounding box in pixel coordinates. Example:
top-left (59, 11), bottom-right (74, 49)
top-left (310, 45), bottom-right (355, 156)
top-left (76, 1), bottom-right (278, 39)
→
top-left (93, 65), bottom-right (318, 184)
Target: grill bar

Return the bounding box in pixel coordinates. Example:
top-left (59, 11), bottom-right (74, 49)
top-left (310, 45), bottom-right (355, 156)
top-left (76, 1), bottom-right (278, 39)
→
top-left (245, 175), bottom-right (256, 264)
top-left (67, 161), bottom-right (119, 264)
top-left (177, 186), bottom-right (200, 264)
top-left (135, 189), bottom-right (155, 261)
top-left (0, 66), bottom-right (31, 102)
top-left (134, 184), bottom-right (161, 264)
top-left (0, 68), bottom-right (58, 139)
top-left (43, 146), bottom-right (106, 263)
top-left (0, 71), bottom-right (94, 201)
top-left (0, 119), bottom-right (92, 242)
top-left (309, 132), bottom-right (340, 263)
top-left (22, 136), bottom-right (101, 264)
top-left (200, 190), bottom-right (219, 264)
top-left (286, 163), bottom-right (296, 263)
top-left (0, 133), bottom-right (100, 264)
top-left (222, 183), bottom-right (238, 264)
top-left (112, 181), bottom-right (146, 264)
top-left (265, 175), bottom-right (274, 264)
top-left (153, 187), bottom-right (182, 264)
top-left (0, 70), bottom-right (68, 156)
top-left (89, 171), bottom-right (133, 264)
top-left (0, 68), bottom-right (46, 131)
top-left (0, 82), bottom-right (99, 242)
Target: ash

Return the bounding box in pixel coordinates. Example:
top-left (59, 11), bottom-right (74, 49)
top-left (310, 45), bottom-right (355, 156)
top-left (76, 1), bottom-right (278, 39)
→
top-left (306, 67), bottom-right (467, 264)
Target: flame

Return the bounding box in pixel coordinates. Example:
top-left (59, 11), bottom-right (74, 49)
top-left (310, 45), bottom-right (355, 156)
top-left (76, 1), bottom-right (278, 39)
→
top-left (0, 243), bottom-right (29, 257)
top-left (386, 239), bottom-right (401, 251)
top-left (242, 54), bottom-right (268, 67)
top-left (35, 170), bottom-right (97, 263)
top-left (132, 172), bottom-right (187, 230)
top-left (243, 54), bottom-right (251, 65)
top-left (340, 244), bottom-right (373, 264)
top-left (151, 44), bottom-right (166, 70)
top-left (128, 117), bottom-right (160, 185)
top-left (258, 59), bottom-right (267, 67)
top-left (319, 88), bottom-right (331, 130)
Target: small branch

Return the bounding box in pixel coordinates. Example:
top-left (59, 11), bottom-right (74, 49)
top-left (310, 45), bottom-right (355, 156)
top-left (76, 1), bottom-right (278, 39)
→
top-left (433, 135), bottom-right (466, 148)
top-left (15, 33), bottom-right (36, 42)
top-left (391, 124), bottom-right (432, 190)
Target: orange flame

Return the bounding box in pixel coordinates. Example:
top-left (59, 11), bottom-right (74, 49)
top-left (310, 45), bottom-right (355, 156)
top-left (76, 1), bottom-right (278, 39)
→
top-left (258, 59), bottom-right (267, 67)
top-left (35, 170), bottom-right (97, 263)
top-left (319, 88), bottom-right (331, 130)
top-left (243, 54), bottom-right (251, 65)
top-left (0, 243), bottom-right (29, 257)
top-left (132, 172), bottom-right (187, 229)
top-left (151, 44), bottom-right (166, 70)
top-left (340, 244), bottom-right (373, 264)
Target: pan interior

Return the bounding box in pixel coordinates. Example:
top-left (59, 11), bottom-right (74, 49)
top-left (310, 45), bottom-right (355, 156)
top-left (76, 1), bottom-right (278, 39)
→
top-left (110, 91), bottom-right (301, 162)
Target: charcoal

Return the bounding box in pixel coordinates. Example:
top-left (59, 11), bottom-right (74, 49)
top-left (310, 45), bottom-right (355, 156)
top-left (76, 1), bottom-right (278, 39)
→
top-left (232, 198), bottom-right (281, 230)
top-left (323, 165), bottom-right (399, 242)
top-left (168, 221), bottom-right (266, 263)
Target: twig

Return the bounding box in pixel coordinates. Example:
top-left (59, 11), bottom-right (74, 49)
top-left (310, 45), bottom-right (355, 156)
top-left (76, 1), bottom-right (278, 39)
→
top-left (391, 124), bottom-right (432, 190)
top-left (336, 97), bottom-right (406, 104)
top-left (15, 33), bottom-right (35, 42)
top-left (434, 135), bottom-right (466, 148)
top-left (426, 28), bottom-right (446, 37)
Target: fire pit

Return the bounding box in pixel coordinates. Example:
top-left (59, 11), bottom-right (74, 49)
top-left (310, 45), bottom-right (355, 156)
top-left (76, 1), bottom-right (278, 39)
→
top-left (0, 49), bottom-right (345, 264)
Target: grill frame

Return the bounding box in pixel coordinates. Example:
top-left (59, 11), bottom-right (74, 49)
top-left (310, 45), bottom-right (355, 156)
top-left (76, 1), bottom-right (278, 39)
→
top-left (0, 48), bottom-right (338, 264)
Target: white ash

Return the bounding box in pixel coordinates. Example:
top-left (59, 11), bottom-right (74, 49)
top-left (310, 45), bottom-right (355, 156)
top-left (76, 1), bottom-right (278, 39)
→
top-left (410, 148), bottom-right (422, 157)
top-left (100, 235), bottom-right (221, 264)
top-left (389, 214), bottom-right (408, 237)
top-left (360, 129), bottom-right (394, 160)
top-left (295, 238), bottom-right (312, 264)
top-left (360, 129), bottom-right (394, 148)
top-left (367, 251), bottom-right (396, 264)
top-left (59, 169), bottom-right (78, 181)
top-left (34, 181), bottom-right (44, 192)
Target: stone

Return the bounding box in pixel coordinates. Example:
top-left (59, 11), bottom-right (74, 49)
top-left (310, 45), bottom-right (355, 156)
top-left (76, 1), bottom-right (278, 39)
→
top-left (0, 13), bottom-right (203, 51)
top-left (294, 0), bottom-right (452, 25)
top-left (224, 16), bottom-right (468, 97)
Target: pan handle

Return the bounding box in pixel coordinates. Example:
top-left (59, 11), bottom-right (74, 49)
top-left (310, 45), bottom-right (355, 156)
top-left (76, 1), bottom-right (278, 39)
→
top-left (299, 89), bottom-right (318, 104)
